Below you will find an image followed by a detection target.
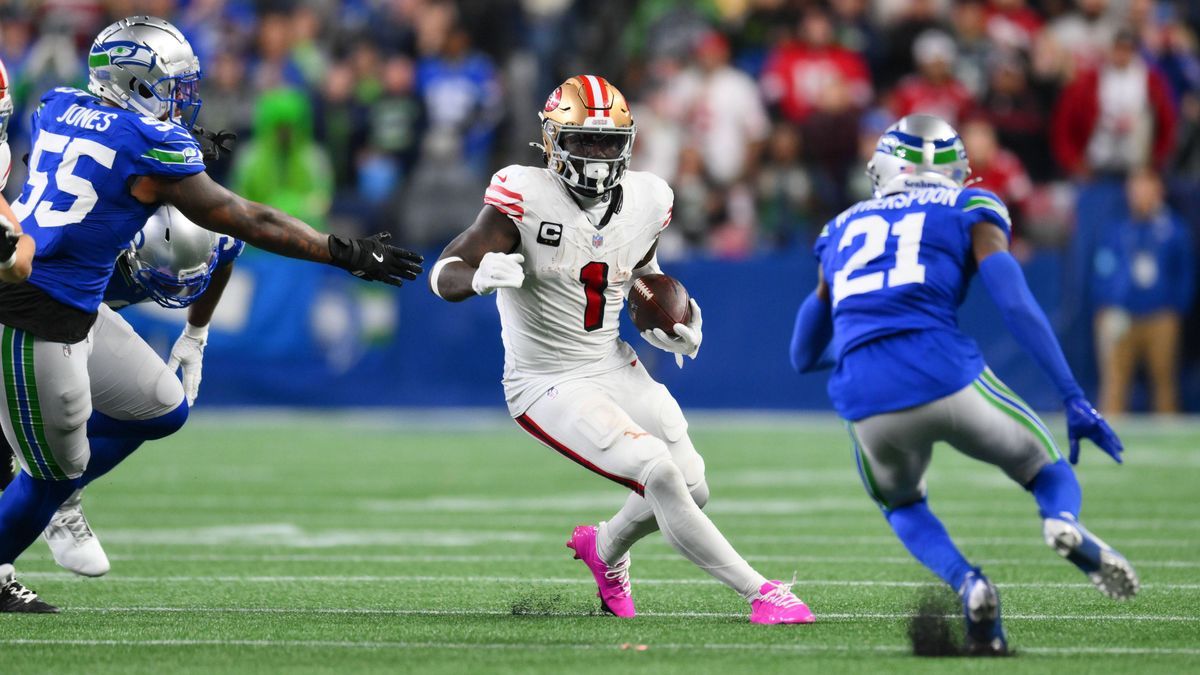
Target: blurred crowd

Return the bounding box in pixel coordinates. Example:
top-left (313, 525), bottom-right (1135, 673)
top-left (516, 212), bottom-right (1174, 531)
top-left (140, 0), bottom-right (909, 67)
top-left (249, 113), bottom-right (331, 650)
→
top-left (1, 0), bottom-right (1199, 409)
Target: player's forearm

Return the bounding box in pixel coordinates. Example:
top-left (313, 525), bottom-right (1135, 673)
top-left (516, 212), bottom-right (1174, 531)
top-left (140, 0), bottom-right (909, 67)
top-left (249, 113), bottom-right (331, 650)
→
top-left (430, 258), bottom-right (477, 302)
top-left (978, 252), bottom-right (1084, 402)
top-left (0, 236), bottom-right (34, 284)
top-left (186, 262), bottom-right (233, 328)
top-left (790, 290), bottom-right (833, 373)
top-left (219, 200), bottom-right (332, 263)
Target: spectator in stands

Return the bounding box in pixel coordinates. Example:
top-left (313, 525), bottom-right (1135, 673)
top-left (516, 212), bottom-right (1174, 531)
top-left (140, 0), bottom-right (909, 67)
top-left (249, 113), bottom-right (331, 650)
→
top-left (1092, 169), bottom-right (1195, 414)
top-left (985, 0), bottom-right (1043, 52)
top-left (315, 62), bottom-right (369, 196)
top-left (962, 117), bottom-right (1033, 236)
top-left (1046, 0), bottom-right (1117, 77)
top-left (1051, 30), bottom-right (1177, 178)
top-left (415, 22), bottom-right (501, 177)
top-left (670, 31), bottom-right (770, 187)
top-left (760, 6), bottom-right (872, 125)
top-left (951, 0), bottom-right (992, 97)
top-left (249, 11), bottom-right (306, 91)
top-left (890, 29), bottom-right (975, 126)
top-left (232, 89), bottom-right (334, 231)
top-left (877, 0), bottom-right (947, 90)
top-left (755, 123), bottom-right (815, 245)
top-left (982, 51), bottom-right (1054, 181)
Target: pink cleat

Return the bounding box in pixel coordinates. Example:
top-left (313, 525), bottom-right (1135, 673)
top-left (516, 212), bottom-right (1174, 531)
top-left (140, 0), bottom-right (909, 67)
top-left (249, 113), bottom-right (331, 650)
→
top-left (566, 525), bottom-right (635, 618)
top-left (749, 579), bottom-right (815, 625)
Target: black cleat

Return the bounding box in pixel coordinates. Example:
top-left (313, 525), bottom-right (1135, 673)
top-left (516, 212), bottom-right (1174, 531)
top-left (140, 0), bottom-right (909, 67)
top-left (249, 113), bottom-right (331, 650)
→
top-left (0, 564), bottom-right (59, 613)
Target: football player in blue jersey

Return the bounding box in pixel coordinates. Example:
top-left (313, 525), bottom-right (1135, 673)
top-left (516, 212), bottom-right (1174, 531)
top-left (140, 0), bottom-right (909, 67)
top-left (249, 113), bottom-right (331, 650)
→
top-left (30, 206), bottom-right (244, 577)
top-left (790, 114), bottom-right (1136, 655)
top-left (0, 16), bottom-right (423, 612)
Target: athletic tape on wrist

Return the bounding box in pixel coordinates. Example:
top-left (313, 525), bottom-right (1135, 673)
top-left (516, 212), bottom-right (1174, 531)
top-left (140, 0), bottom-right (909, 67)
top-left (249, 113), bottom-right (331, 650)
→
top-left (430, 256), bottom-right (464, 300)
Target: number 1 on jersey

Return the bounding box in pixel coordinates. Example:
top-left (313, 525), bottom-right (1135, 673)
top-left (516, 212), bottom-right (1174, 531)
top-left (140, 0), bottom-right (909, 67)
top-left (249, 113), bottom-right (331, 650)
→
top-left (832, 212), bottom-right (927, 306)
top-left (579, 261), bottom-right (609, 331)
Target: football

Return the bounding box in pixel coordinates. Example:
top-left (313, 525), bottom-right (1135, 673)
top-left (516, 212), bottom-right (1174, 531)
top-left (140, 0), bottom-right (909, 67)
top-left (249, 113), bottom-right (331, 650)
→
top-left (628, 273), bottom-right (692, 336)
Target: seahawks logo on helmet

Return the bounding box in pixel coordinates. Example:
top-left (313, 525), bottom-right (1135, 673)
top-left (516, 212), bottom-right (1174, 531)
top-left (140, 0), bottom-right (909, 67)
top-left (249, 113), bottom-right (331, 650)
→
top-left (94, 41), bottom-right (158, 71)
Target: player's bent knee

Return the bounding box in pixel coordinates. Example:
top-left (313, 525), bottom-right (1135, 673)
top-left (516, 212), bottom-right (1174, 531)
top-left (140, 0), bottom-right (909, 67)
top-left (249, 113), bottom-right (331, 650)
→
top-left (144, 401), bottom-right (189, 439)
top-left (641, 456), bottom-right (689, 497)
top-left (58, 386), bottom-right (93, 433)
top-left (153, 366), bottom-right (187, 413)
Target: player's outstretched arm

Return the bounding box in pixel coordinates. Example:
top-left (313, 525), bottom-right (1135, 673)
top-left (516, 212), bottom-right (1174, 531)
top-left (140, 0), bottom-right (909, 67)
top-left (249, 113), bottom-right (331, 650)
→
top-left (431, 205), bottom-right (522, 302)
top-left (0, 195), bottom-right (34, 284)
top-left (790, 269), bottom-right (834, 373)
top-left (972, 222), bottom-right (1123, 465)
top-left (132, 172), bottom-right (423, 286)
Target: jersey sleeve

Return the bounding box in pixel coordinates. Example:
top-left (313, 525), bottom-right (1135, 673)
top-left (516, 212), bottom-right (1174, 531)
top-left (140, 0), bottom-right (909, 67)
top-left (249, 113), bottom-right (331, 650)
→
top-left (813, 221), bottom-right (833, 261)
top-left (215, 236), bottom-right (245, 269)
top-left (128, 117), bottom-right (206, 179)
top-left (483, 164), bottom-right (528, 223)
top-left (957, 188), bottom-right (1012, 241)
top-left (644, 173), bottom-right (674, 233)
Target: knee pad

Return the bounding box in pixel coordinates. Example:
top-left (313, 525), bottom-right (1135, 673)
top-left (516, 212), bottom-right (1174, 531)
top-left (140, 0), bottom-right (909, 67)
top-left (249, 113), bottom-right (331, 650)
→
top-left (58, 386), bottom-right (93, 433)
top-left (654, 386), bottom-right (688, 443)
top-left (641, 456), bottom-right (688, 497)
top-left (150, 364), bottom-right (187, 413)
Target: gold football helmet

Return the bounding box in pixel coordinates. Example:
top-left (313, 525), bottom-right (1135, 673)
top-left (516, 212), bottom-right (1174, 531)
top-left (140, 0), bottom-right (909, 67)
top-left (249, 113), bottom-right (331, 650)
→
top-left (536, 75), bottom-right (635, 197)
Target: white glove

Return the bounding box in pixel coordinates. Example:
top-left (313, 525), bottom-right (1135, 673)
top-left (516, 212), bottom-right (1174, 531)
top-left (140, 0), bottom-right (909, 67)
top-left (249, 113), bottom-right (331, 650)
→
top-left (167, 323), bottom-right (208, 406)
top-left (472, 252), bottom-right (525, 296)
top-left (640, 299), bottom-right (703, 368)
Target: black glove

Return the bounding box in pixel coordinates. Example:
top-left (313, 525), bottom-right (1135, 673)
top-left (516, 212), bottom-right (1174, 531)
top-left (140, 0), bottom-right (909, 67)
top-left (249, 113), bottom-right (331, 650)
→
top-left (328, 232), bottom-right (424, 287)
top-left (0, 214), bottom-right (20, 269)
top-left (191, 125), bottom-right (238, 164)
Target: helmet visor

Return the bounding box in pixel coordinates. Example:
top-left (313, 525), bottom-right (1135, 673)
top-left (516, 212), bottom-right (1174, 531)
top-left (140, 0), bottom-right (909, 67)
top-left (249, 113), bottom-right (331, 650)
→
top-left (558, 130), bottom-right (630, 161)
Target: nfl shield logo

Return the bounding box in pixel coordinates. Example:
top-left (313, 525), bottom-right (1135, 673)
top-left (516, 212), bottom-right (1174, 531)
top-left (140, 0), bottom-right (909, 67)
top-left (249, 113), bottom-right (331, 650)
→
top-left (592, 233), bottom-right (604, 248)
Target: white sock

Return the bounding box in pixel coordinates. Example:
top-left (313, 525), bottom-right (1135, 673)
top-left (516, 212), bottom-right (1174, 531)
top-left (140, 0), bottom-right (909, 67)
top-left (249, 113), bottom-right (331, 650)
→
top-left (641, 460), bottom-right (765, 601)
top-left (597, 481), bottom-right (710, 566)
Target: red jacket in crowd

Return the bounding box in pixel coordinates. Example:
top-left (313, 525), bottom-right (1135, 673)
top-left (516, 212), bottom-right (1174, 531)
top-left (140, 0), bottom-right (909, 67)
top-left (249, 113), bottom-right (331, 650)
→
top-left (760, 43), bottom-right (872, 123)
top-left (1050, 66), bottom-right (1177, 174)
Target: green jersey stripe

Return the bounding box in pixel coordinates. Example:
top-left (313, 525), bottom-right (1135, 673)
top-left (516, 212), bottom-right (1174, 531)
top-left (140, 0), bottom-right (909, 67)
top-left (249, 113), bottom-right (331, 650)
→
top-left (142, 148), bottom-right (191, 164)
top-left (972, 380), bottom-right (1061, 461)
top-left (848, 423), bottom-right (889, 509)
top-left (3, 327), bottom-right (42, 479)
top-left (20, 332), bottom-right (66, 479)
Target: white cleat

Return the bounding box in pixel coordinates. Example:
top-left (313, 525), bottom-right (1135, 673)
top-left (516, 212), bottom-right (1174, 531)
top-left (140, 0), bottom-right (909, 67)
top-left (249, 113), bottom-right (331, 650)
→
top-left (43, 493), bottom-right (110, 577)
top-left (1043, 516), bottom-right (1138, 600)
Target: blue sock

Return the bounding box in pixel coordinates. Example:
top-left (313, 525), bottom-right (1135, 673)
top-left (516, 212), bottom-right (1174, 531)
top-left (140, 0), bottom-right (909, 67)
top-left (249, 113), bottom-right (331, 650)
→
top-left (0, 471), bottom-right (80, 564)
top-left (1026, 460), bottom-right (1082, 520)
top-left (886, 499), bottom-right (974, 591)
top-left (80, 405), bottom-right (189, 487)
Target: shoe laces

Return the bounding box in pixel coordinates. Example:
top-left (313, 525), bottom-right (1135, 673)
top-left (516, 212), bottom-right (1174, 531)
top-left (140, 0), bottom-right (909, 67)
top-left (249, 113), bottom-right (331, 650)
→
top-left (54, 508), bottom-right (95, 542)
top-left (603, 555), bottom-right (632, 595)
top-left (3, 578), bottom-right (40, 605)
top-left (761, 574), bottom-right (804, 608)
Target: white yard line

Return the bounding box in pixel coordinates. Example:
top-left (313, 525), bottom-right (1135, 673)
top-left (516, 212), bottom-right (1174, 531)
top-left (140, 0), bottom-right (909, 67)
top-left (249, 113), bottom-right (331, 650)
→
top-left (17, 572), bottom-right (1200, 590)
top-left (2, 637), bottom-right (1198, 656)
top-left (61, 606), bottom-right (1200, 622)
top-left (91, 552), bottom-right (1200, 569)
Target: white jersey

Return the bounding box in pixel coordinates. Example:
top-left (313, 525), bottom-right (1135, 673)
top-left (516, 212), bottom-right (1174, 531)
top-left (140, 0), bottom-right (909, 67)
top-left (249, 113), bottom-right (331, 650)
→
top-left (483, 164), bottom-right (673, 416)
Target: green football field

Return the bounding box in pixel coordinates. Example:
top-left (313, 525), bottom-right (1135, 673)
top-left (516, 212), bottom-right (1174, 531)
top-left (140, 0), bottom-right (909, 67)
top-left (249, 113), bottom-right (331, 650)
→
top-left (3, 411), bottom-right (1197, 674)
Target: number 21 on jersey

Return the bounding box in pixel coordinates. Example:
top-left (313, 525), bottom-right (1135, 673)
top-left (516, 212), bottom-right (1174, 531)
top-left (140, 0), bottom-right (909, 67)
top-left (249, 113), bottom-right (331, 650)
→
top-left (832, 212), bottom-right (926, 306)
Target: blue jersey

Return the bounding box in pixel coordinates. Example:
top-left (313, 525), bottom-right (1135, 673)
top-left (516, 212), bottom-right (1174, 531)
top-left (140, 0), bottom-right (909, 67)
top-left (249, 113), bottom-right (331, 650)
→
top-left (814, 187), bottom-right (1012, 420)
top-left (11, 88), bottom-right (205, 314)
top-left (104, 235), bottom-right (245, 310)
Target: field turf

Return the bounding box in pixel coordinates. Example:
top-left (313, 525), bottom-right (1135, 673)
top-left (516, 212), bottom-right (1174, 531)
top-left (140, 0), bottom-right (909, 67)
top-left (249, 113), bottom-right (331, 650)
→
top-left (3, 411), bottom-right (1197, 673)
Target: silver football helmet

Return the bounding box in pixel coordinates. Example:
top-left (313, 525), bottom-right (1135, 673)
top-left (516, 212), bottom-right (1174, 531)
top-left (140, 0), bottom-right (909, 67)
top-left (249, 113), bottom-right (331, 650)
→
top-left (866, 114), bottom-right (971, 197)
top-left (121, 206), bottom-right (219, 309)
top-left (87, 16), bottom-right (202, 130)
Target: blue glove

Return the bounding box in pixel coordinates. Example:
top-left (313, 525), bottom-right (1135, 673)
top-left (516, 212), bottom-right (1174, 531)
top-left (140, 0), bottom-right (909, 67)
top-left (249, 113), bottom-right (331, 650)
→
top-left (1065, 396), bottom-right (1123, 465)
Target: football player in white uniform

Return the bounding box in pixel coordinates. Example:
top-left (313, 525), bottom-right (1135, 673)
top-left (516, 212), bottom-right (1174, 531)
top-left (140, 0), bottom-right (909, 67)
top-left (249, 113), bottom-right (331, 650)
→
top-left (432, 75), bottom-right (813, 624)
